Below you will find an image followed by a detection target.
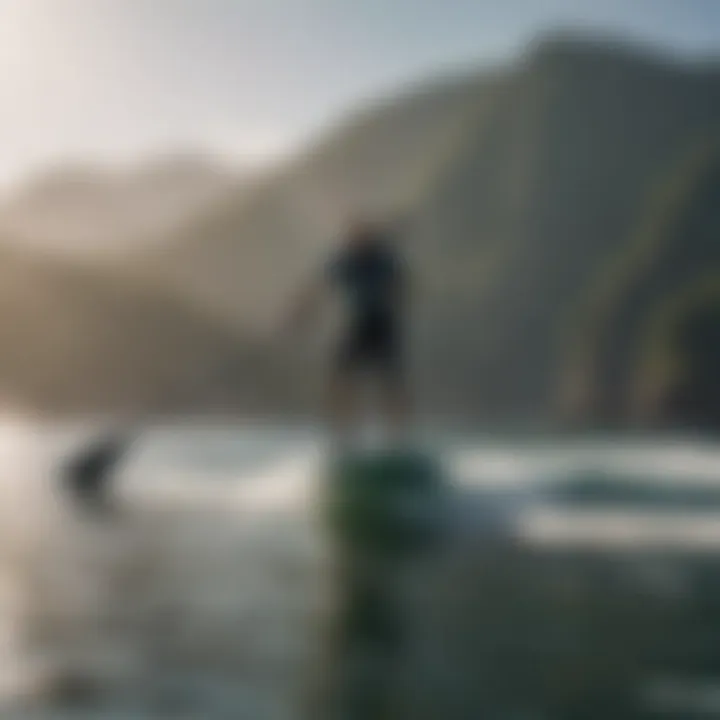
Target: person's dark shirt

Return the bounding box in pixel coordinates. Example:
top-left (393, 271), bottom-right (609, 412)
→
top-left (326, 235), bottom-right (404, 323)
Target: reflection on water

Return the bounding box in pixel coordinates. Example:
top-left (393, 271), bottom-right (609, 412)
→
top-left (0, 420), bottom-right (718, 718)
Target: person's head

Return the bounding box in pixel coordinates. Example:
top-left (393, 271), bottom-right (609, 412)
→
top-left (345, 216), bottom-right (381, 249)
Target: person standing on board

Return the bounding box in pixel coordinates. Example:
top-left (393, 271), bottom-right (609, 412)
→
top-left (289, 217), bottom-right (411, 442)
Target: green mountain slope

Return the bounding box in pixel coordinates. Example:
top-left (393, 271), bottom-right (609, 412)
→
top-left (145, 35), bottom-right (720, 424)
top-left (413, 38), bottom-right (720, 418)
top-left (565, 140), bottom-right (720, 427)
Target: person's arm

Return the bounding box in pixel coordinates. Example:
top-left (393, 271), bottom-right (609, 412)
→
top-left (286, 275), bottom-right (326, 333)
top-left (284, 247), bottom-right (342, 334)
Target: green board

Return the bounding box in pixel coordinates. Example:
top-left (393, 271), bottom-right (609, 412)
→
top-left (320, 450), bottom-right (449, 718)
top-left (324, 449), bottom-right (447, 557)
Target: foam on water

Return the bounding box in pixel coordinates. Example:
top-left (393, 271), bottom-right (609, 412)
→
top-left (0, 419), bottom-right (333, 719)
top-left (0, 419), bottom-right (718, 718)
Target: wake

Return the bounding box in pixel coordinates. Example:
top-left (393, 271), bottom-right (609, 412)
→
top-left (1, 421), bottom-right (720, 718)
top-left (0, 422), bottom-right (331, 718)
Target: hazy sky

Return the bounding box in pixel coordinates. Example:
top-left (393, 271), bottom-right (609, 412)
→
top-left (0, 0), bottom-right (718, 186)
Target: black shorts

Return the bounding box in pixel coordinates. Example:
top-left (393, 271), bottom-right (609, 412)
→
top-left (335, 312), bottom-right (403, 378)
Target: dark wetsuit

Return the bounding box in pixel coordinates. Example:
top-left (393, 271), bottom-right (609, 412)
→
top-left (327, 236), bottom-right (405, 379)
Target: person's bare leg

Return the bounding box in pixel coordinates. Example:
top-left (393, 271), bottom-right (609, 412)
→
top-left (328, 372), bottom-right (358, 446)
top-left (380, 374), bottom-right (412, 444)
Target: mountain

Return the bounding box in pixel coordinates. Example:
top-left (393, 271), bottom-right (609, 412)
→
top-left (146, 34), bottom-right (720, 426)
top-left (150, 70), bottom-right (503, 329)
top-left (0, 154), bottom-right (241, 260)
top-left (408, 37), bottom-right (720, 421)
top-left (563, 138), bottom-right (720, 429)
top-left (0, 241), bottom-right (295, 416)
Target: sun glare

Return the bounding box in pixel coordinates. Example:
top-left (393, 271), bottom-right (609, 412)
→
top-left (0, 0), bottom-right (76, 102)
